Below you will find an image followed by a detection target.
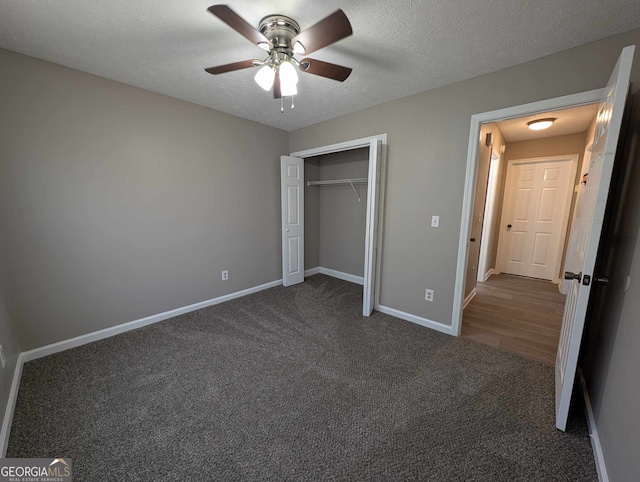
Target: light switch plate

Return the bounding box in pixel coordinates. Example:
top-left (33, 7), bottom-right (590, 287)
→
top-left (431, 216), bottom-right (440, 228)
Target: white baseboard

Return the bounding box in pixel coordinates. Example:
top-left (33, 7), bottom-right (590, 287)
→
top-left (304, 267), bottom-right (320, 277)
top-left (463, 288), bottom-right (477, 309)
top-left (305, 266), bottom-right (364, 285)
top-left (579, 369), bottom-right (609, 482)
top-left (559, 280), bottom-right (569, 295)
top-left (318, 267), bottom-right (364, 285)
top-left (483, 269), bottom-right (495, 282)
top-left (377, 305), bottom-right (454, 336)
top-left (21, 279), bottom-right (283, 363)
top-left (0, 353), bottom-right (25, 457)
top-left (1, 278), bottom-right (284, 455)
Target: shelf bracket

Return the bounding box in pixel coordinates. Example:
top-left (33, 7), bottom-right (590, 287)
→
top-left (348, 180), bottom-right (361, 201)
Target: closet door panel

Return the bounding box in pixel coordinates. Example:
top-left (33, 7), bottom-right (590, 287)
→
top-left (281, 156), bottom-right (305, 286)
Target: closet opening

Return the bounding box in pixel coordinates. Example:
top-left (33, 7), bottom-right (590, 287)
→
top-left (281, 134), bottom-right (387, 316)
top-left (304, 147), bottom-right (370, 287)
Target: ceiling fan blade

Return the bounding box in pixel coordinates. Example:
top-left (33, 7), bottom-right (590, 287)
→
top-left (208, 5), bottom-right (271, 48)
top-left (205, 59), bottom-right (256, 75)
top-left (291, 9), bottom-right (352, 55)
top-left (273, 70), bottom-right (282, 99)
top-left (299, 58), bottom-right (352, 82)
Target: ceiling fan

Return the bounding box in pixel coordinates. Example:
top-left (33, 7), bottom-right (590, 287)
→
top-left (204, 5), bottom-right (353, 111)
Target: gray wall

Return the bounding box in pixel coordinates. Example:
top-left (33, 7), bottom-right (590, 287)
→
top-left (289, 28), bottom-right (640, 324)
top-left (318, 148), bottom-right (369, 276)
top-left (505, 132), bottom-right (587, 160)
top-left (0, 48), bottom-right (288, 350)
top-left (305, 148), bottom-right (369, 276)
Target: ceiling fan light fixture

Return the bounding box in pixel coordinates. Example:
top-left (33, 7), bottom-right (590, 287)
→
top-left (254, 65), bottom-right (275, 91)
top-left (527, 118), bottom-right (556, 131)
top-left (279, 60), bottom-right (299, 96)
top-left (205, 6), bottom-right (354, 110)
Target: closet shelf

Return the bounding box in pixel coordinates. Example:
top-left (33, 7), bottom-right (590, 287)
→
top-left (306, 177), bottom-right (368, 201)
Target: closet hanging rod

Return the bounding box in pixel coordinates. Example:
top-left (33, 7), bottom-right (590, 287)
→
top-left (306, 177), bottom-right (368, 186)
top-left (306, 177), bottom-right (368, 201)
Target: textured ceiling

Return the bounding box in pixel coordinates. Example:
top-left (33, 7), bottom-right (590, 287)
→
top-left (497, 104), bottom-right (600, 142)
top-left (1, 1), bottom-right (640, 131)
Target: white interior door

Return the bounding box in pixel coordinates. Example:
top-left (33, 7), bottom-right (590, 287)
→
top-left (281, 156), bottom-right (304, 287)
top-left (555, 45), bottom-right (634, 431)
top-left (498, 155), bottom-right (576, 281)
top-left (363, 140), bottom-right (382, 316)
top-left (477, 150), bottom-right (501, 282)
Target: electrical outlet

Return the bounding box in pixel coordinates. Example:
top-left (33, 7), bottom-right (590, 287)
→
top-left (221, 270), bottom-right (229, 281)
top-left (0, 345), bottom-right (5, 368)
top-left (431, 216), bottom-right (440, 228)
top-left (425, 289), bottom-right (434, 302)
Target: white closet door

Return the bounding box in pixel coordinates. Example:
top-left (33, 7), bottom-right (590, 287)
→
top-left (363, 140), bottom-right (382, 316)
top-left (281, 156), bottom-right (304, 287)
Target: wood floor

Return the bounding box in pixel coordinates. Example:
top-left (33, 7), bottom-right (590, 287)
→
top-left (462, 274), bottom-right (566, 366)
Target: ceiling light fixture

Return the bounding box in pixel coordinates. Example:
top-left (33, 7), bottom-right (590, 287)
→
top-left (527, 118), bottom-right (556, 131)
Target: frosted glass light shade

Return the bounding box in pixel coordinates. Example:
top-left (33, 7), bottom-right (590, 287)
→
top-left (527, 118), bottom-right (556, 130)
top-left (279, 61), bottom-right (298, 96)
top-left (281, 82), bottom-right (298, 96)
top-left (254, 65), bottom-right (275, 91)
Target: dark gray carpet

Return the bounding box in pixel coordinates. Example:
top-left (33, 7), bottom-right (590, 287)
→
top-left (8, 274), bottom-right (597, 481)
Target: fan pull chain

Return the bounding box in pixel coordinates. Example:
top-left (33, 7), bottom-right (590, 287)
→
top-left (291, 96), bottom-right (295, 110)
top-left (280, 97), bottom-right (284, 113)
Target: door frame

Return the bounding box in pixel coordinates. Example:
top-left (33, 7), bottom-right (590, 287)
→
top-left (290, 133), bottom-right (388, 311)
top-left (452, 89), bottom-right (603, 336)
top-left (495, 154), bottom-right (579, 284)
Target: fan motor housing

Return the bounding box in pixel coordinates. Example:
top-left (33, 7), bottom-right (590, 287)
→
top-left (259, 15), bottom-right (300, 49)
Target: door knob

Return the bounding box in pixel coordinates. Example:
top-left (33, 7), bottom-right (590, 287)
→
top-left (595, 277), bottom-right (609, 285)
top-left (507, 224), bottom-right (512, 229)
top-left (470, 237), bottom-right (476, 242)
top-left (286, 229), bottom-right (290, 232)
top-left (564, 271), bottom-right (582, 281)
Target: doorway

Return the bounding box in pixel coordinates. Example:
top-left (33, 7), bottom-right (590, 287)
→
top-left (281, 134), bottom-right (387, 316)
top-left (459, 103), bottom-right (598, 365)
top-left (453, 90), bottom-right (605, 332)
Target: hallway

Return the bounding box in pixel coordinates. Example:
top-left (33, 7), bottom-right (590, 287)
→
top-left (462, 274), bottom-right (566, 365)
